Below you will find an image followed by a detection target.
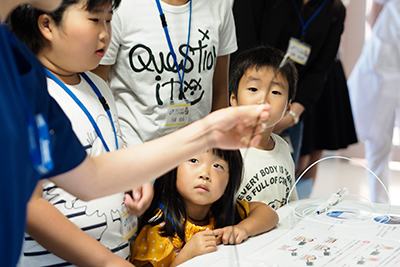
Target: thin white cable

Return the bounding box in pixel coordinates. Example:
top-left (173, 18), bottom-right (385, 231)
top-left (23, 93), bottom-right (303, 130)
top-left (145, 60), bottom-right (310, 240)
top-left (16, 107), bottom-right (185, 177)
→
top-left (287, 155), bottom-right (392, 225)
top-left (292, 193), bottom-right (375, 224)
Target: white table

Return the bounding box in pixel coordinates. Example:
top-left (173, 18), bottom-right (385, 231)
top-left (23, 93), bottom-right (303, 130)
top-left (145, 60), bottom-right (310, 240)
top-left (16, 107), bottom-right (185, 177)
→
top-left (180, 198), bottom-right (400, 267)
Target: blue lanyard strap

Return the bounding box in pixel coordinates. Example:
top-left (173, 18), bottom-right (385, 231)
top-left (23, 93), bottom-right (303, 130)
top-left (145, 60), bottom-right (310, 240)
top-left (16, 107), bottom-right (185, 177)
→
top-left (292, 0), bottom-right (329, 37)
top-left (80, 72), bottom-right (119, 150)
top-left (4, 27), bottom-right (54, 175)
top-left (45, 69), bottom-right (118, 152)
top-left (155, 0), bottom-right (192, 92)
top-left (158, 202), bottom-right (186, 246)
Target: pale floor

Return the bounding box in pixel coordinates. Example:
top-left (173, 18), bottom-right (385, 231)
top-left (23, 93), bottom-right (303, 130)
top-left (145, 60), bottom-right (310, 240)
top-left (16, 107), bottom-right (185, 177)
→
top-left (307, 154), bottom-right (400, 206)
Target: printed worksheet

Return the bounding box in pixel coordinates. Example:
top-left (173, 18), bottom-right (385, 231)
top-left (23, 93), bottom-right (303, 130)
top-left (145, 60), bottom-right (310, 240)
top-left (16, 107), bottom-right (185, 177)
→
top-left (244, 200), bottom-right (400, 266)
top-left (247, 224), bottom-right (400, 266)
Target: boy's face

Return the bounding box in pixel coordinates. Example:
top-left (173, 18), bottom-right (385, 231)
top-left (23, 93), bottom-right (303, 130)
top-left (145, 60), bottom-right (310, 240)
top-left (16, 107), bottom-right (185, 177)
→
top-left (230, 66), bottom-right (291, 129)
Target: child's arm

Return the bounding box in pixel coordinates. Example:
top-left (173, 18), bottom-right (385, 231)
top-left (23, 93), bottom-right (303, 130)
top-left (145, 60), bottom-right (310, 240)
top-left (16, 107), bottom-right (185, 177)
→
top-left (215, 202), bottom-right (279, 245)
top-left (211, 55), bottom-right (230, 111)
top-left (26, 182), bottom-right (133, 267)
top-left (169, 229), bottom-right (218, 267)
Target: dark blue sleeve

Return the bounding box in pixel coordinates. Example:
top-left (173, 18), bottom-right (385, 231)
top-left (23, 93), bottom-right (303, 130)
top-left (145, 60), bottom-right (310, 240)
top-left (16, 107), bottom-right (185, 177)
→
top-left (0, 25), bottom-right (87, 266)
top-left (13, 31), bottom-right (87, 178)
top-left (42, 95), bottom-right (87, 178)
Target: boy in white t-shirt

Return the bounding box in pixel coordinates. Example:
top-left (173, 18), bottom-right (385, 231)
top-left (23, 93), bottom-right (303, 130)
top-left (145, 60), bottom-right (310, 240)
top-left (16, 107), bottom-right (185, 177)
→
top-left (230, 46), bottom-right (299, 209)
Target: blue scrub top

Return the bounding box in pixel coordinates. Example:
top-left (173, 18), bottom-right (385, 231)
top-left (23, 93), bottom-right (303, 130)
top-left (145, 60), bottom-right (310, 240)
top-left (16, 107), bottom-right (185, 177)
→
top-left (0, 25), bottom-right (86, 266)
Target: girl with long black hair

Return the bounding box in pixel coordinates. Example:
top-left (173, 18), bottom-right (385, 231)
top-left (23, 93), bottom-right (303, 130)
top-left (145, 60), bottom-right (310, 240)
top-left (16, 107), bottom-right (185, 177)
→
top-left (131, 149), bottom-right (278, 267)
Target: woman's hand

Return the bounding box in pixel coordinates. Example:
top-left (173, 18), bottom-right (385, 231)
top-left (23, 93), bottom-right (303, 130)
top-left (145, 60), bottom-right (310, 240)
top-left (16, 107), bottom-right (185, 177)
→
top-left (204, 104), bottom-right (270, 149)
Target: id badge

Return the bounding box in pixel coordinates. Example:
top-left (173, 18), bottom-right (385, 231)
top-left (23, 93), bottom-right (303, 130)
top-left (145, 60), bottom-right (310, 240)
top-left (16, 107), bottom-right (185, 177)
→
top-left (165, 101), bottom-right (190, 127)
top-left (121, 204), bottom-right (138, 241)
top-left (286, 37), bottom-right (312, 65)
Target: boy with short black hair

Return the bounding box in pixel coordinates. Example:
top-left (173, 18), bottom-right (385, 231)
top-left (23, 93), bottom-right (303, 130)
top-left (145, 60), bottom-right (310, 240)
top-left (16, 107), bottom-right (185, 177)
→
top-left (230, 46), bottom-right (299, 209)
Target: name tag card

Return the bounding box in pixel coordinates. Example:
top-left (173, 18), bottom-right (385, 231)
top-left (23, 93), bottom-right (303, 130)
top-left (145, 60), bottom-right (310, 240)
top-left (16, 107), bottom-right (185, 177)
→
top-left (287, 37), bottom-right (312, 66)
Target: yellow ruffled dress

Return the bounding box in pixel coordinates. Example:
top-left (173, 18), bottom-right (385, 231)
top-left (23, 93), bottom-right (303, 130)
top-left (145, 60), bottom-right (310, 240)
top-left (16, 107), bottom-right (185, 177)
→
top-left (131, 200), bottom-right (249, 267)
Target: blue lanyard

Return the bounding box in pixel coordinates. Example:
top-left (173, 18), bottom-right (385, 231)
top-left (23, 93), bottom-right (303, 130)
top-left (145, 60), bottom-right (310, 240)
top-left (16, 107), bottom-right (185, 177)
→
top-left (45, 69), bottom-right (118, 152)
top-left (155, 0), bottom-right (192, 92)
top-left (3, 27), bottom-right (54, 175)
top-left (158, 202), bottom-right (186, 245)
top-left (292, 0), bottom-right (329, 37)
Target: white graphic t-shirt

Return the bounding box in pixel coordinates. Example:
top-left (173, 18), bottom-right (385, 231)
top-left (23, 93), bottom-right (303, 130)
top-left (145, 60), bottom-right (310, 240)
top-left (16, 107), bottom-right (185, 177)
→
top-left (18, 72), bottom-right (130, 266)
top-left (101, 0), bottom-right (237, 146)
top-left (237, 133), bottom-right (299, 210)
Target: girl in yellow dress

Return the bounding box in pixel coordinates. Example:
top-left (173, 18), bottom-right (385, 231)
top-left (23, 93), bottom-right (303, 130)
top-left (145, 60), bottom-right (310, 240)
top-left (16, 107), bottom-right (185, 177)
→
top-left (131, 149), bottom-right (279, 267)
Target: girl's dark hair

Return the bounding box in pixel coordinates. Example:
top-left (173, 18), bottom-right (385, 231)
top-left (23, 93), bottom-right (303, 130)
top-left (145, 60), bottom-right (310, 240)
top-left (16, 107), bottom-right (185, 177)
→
top-left (138, 149), bottom-right (245, 243)
top-left (229, 45), bottom-right (298, 103)
top-left (6, 0), bottom-right (121, 54)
